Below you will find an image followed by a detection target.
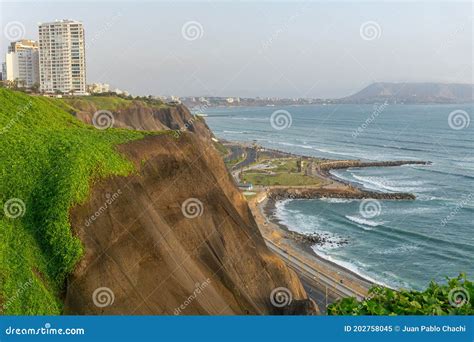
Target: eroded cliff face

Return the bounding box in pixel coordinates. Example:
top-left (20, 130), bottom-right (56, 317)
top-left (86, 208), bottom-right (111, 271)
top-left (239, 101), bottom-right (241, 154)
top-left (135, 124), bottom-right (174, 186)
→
top-left (65, 133), bottom-right (317, 315)
top-left (70, 100), bottom-right (214, 141)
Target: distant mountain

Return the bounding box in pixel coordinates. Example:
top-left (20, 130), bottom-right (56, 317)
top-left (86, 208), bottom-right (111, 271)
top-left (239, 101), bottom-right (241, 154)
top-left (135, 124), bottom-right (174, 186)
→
top-left (339, 82), bottom-right (474, 104)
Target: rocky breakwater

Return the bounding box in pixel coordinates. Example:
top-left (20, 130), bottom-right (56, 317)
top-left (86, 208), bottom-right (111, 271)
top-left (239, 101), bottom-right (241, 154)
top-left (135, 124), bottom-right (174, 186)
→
top-left (317, 159), bottom-right (430, 178)
top-left (319, 159), bottom-right (429, 170)
top-left (267, 187), bottom-right (416, 201)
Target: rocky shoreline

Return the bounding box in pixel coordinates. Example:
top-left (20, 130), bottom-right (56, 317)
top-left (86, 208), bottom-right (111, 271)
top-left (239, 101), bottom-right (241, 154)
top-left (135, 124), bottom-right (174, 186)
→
top-left (231, 141), bottom-right (431, 247)
top-left (263, 198), bottom-right (349, 251)
top-left (286, 229), bottom-right (349, 248)
top-left (261, 159), bottom-right (431, 249)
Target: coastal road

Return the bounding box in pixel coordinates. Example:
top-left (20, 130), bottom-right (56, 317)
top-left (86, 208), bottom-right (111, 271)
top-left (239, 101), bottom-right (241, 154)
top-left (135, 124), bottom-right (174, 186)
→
top-left (264, 238), bottom-right (369, 312)
top-left (233, 147), bottom-right (257, 170)
top-left (299, 271), bottom-right (340, 314)
top-left (265, 239), bottom-right (367, 300)
top-left (224, 144), bottom-right (245, 164)
top-left (231, 147), bottom-right (257, 183)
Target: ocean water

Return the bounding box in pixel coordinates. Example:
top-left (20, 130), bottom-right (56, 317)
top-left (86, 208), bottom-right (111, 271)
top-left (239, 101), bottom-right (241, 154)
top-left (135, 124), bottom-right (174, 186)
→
top-left (204, 104), bottom-right (473, 290)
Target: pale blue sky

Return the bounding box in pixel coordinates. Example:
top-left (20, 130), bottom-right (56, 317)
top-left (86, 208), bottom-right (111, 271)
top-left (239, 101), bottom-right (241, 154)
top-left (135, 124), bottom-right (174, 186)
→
top-left (1, 1), bottom-right (472, 98)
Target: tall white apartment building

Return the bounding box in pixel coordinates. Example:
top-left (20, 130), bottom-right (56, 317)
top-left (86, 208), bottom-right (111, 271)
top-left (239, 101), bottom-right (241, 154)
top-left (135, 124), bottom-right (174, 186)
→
top-left (3, 40), bottom-right (40, 88)
top-left (38, 20), bottom-right (86, 94)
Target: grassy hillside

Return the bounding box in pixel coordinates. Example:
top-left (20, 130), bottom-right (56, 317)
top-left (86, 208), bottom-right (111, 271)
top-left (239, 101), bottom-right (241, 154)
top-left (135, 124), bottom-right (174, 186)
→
top-left (59, 94), bottom-right (169, 113)
top-left (0, 89), bottom-right (160, 314)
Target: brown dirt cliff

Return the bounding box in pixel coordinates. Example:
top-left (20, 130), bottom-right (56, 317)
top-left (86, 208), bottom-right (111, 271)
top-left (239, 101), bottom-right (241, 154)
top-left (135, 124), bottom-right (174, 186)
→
top-left (69, 99), bottom-right (214, 141)
top-left (65, 132), bottom-right (317, 315)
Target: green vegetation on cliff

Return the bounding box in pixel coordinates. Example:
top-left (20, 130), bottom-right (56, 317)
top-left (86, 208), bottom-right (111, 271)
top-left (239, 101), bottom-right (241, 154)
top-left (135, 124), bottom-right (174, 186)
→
top-left (328, 274), bottom-right (473, 315)
top-left (0, 89), bottom-right (158, 314)
top-left (59, 94), bottom-right (169, 114)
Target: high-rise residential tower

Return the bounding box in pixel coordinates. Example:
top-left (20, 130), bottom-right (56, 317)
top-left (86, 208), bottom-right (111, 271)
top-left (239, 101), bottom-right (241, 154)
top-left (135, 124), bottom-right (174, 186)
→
top-left (3, 39), bottom-right (40, 88)
top-left (38, 20), bottom-right (86, 94)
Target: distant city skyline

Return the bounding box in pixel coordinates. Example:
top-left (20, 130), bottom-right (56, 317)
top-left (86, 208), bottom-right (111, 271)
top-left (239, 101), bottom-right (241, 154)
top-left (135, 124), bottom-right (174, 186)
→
top-left (1, 1), bottom-right (472, 98)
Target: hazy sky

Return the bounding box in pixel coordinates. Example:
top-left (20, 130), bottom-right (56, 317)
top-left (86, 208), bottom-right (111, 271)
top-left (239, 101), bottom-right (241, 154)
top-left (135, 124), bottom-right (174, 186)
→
top-left (1, 0), bottom-right (472, 98)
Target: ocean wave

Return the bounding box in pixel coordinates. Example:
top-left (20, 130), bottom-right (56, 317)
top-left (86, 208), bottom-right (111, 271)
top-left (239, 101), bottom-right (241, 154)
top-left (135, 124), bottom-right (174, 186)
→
top-left (274, 199), bottom-right (293, 214)
top-left (380, 144), bottom-right (429, 153)
top-left (349, 174), bottom-right (429, 193)
top-left (414, 167), bottom-right (474, 181)
top-left (345, 215), bottom-right (385, 228)
top-left (348, 170), bottom-right (426, 186)
top-left (275, 200), bottom-right (338, 238)
top-left (313, 147), bottom-right (352, 156)
top-left (283, 212), bottom-right (325, 235)
top-left (375, 244), bottom-right (419, 255)
top-left (208, 106), bottom-right (472, 292)
top-left (385, 206), bottom-right (437, 215)
top-left (319, 198), bottom-right (355, 204)
top-left (276, 141), bottom-right (314, 150)
top-left (417, 195), bottom-right (451, 202)
top-left (223, 130), bottom-right (246, 134)
top-left (230, 117), bottom-right (267, 122)
top-left (310, 247), bottom-right (391, 287)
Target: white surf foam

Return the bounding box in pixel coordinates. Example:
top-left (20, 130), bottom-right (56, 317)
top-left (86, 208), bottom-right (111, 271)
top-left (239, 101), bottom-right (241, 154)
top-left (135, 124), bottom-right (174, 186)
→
top-left (345, 215), bottom-right (385, 228)
top-left (319, 198), bottom-right (355, 204)
top-left (277, 141), bottom-right (314, 150)
top-left (223, 130), bottom-right (245, 134)
top-left (348, 174), bottom-right (429, 193)
top-left (310, 247), bottom-right (390, 287)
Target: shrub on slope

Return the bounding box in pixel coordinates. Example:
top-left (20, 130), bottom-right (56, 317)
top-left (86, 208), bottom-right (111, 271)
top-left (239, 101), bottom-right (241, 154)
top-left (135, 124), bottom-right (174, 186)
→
top-left (328, 274), bottom-right (473, 315)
